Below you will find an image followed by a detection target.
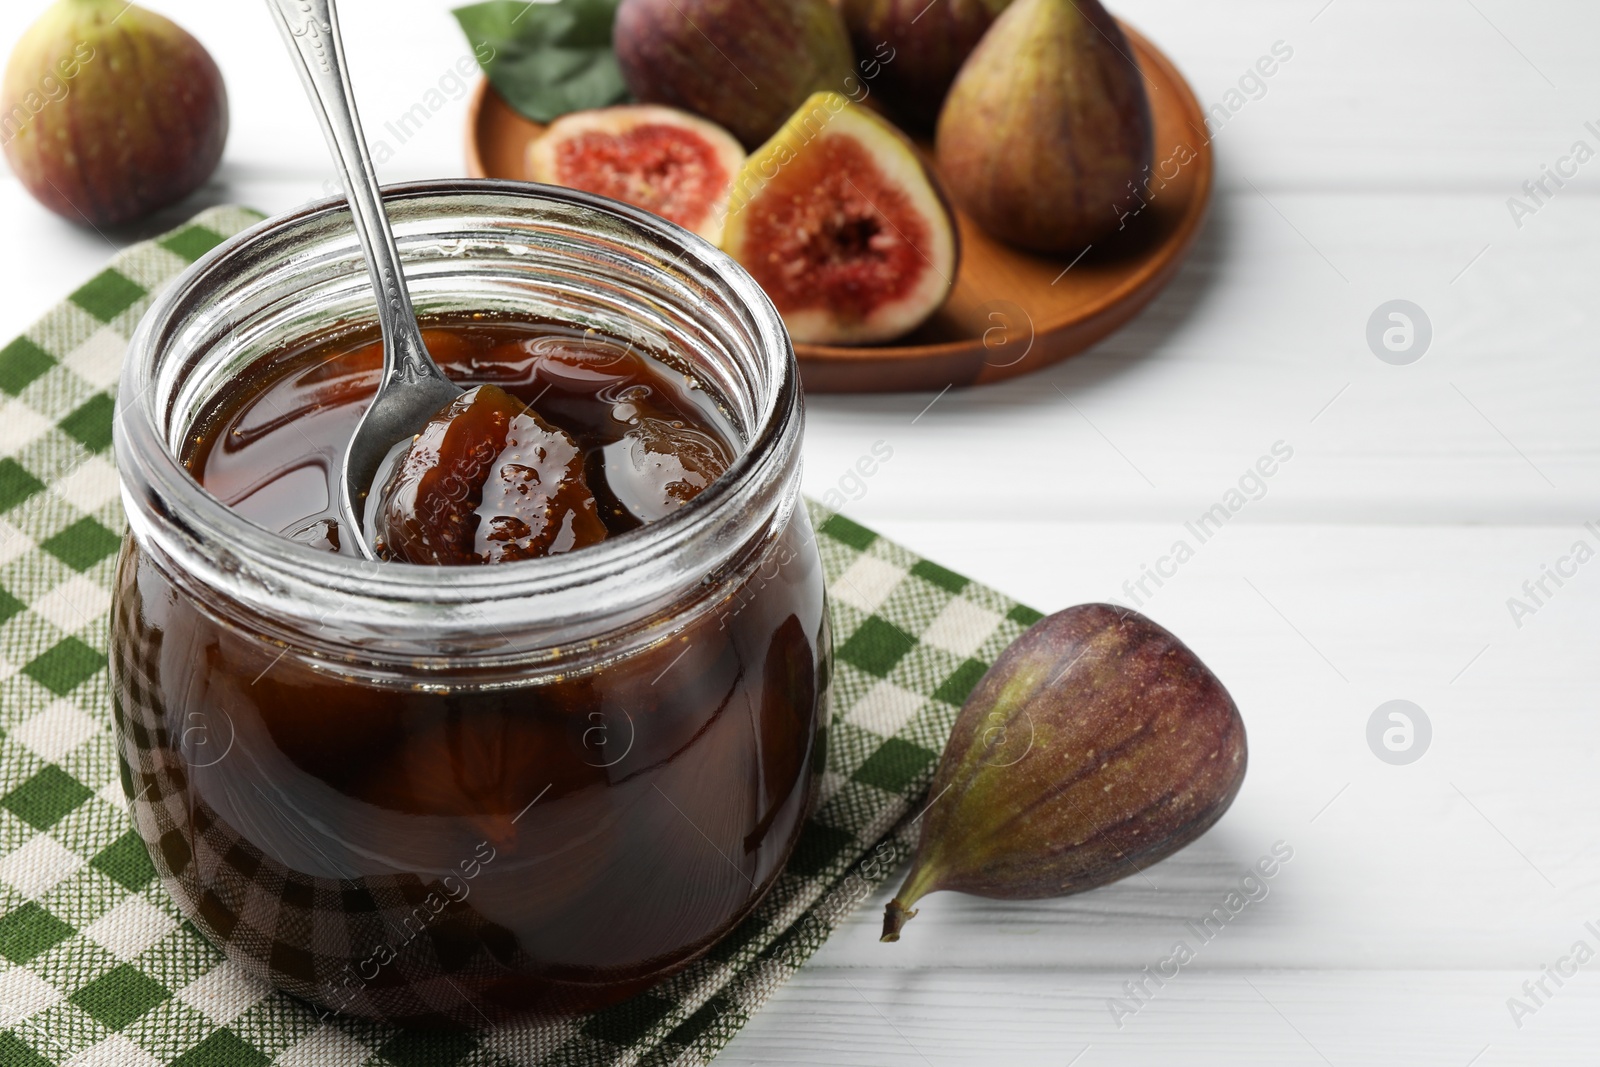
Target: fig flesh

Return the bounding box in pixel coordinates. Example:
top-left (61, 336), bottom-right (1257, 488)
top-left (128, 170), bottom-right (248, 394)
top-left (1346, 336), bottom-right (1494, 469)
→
top-left (613, 0), bottom-right (855, 149)
top-left (883, 604), bottom-right (1246, 941)
top-left (528, 105), bottom-right (746, 244)
top-left (840, 0), bottom-right (1012, 132)
top-left (935, 0), bottom-right (1152, 254)
top-left (2, 0), bottom-right (227, 227)
top-left (376, 384), bottom-right (608, 566)
top-left (722, 92), bottom-right (958, 346)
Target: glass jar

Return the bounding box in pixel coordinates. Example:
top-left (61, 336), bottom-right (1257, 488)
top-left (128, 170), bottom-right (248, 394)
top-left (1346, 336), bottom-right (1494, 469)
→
top-left (111, 181), bottom-right (829, 1027)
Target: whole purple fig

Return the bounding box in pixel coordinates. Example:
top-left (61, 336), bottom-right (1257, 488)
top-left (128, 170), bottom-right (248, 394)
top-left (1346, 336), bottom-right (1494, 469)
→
top-left (2, 0), bottom-right (228, 227)
top-left (883, 604), bottom-right (1246, 941)
top-left (935, 0), bottom-right (1152, 253)
top-left (613, 0), bottom-right (854, 149)
top-left (840, 0), bottom-right (1012, 132)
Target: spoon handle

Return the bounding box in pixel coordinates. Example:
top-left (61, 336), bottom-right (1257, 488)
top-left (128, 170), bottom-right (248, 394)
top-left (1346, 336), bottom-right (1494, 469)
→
top-left (262, 0), bottom-right (438, 386)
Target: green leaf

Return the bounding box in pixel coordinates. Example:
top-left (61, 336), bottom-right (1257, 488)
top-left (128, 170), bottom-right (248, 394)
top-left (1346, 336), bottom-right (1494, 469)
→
top-left (453, 0), bottom-right (628, 124)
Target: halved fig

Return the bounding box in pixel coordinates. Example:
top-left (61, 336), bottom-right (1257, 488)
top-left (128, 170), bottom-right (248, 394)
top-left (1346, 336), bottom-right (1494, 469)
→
top-left (721, 92), bottom-right (959, 346)
top-left (376, 384), bottom-right (608, 566)
top-left (528, 105), bottom-right (746, 244)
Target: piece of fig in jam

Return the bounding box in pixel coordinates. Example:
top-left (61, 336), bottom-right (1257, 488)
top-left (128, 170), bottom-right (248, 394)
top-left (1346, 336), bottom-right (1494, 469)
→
top-left (603, 414), bottom-right (734, 524)
top-left (376, 384), bottom-right (608, 565)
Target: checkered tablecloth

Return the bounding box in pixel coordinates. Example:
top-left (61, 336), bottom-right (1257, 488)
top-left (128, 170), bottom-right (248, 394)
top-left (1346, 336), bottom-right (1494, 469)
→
top-left (0, 206), bottom-right (1041, 1066)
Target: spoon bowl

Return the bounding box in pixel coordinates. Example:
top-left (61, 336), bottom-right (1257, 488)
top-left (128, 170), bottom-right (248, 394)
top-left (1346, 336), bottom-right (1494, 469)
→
top-left (345, 366), bottom-right (461, 552)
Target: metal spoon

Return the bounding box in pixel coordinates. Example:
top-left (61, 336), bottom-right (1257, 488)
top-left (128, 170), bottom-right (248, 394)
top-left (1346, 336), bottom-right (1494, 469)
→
top-left (264, 0), bottom-right (461, 559)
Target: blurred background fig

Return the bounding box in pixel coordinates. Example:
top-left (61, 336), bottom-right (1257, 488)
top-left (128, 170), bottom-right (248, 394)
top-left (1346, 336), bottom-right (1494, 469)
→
top-left (613, 0), bottom-right (854, 149)
top-left (839, 0), bottom-right (1011, 133)
top-left (2, 0), bottom-right (228, 228)
top-left (721, 92), bottom-right (957, 345)
top-left (528, 105), bottom-right (745, 244)
top-left (883, 604), bottom-right (1246, 941)
top-left (934, 0), bottom-right (1151, 254)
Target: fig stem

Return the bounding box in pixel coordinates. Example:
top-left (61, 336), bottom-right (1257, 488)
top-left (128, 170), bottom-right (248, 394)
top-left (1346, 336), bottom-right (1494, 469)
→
top-left (880, 857), bottom-right (941, 942)
top-left (880, 898), bottom-right (918, 942)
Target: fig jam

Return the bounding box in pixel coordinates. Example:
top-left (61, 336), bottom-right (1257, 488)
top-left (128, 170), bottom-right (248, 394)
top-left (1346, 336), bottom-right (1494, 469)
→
top-left (184, 320), bottom-right (738, 558)
top-left (112, 316), bottom-right (827, 1026)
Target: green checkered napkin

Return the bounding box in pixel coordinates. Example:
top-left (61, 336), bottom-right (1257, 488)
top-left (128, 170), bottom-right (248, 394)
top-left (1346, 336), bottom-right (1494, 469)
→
top-left (0, 207), bottom-right (1042, 1067)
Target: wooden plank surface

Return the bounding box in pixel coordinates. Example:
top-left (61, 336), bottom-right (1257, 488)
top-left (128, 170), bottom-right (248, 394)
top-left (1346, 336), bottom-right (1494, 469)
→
top-left (2, 1), bottom-right (1595, 1063)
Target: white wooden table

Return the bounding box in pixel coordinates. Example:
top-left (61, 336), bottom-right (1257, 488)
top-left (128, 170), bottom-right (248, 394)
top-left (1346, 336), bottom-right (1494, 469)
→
top-left (5, 1), bottom-right (1598, 1063)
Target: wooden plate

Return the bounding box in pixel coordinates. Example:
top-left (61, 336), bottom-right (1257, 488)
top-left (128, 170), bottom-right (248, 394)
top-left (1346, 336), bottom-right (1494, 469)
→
top-left (465, 23), bottom-right (1211, 394)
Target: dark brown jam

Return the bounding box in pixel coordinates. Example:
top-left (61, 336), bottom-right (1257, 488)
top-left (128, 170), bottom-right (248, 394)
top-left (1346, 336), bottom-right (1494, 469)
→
top-left (110, 316), bottom-right (827, 1026)
top-left (184, 320), bottom-right (738, 560)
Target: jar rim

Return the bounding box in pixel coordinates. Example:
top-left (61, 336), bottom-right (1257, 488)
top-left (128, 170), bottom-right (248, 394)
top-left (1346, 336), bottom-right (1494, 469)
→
top-left (115, 180), bottom-right (801, 646)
